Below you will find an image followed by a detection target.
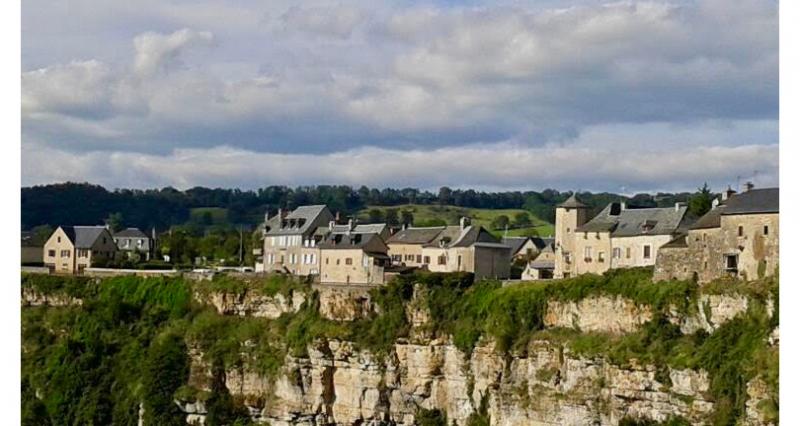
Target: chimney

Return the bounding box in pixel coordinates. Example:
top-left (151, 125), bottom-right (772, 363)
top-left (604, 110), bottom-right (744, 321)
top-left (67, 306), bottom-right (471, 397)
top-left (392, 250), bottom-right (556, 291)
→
top-left (722, 186), bottom-right (736, 201)
top-left (620, 202), bottom-right (626, 211)
top-left (347, 218), bottom-right (354, 234)
top-left (329, 220), bottom-right (336, 230)
top-left (674, 202), bottom-right (685, 212)
top-left (264, 209), bottom-right (270, 223)
top-left (744, 181), bottom-right (754, 192)
top-left (459, 217), bottom-right (469, 230)
top-left (335, 211), bottom-right (341, 222)
top-left (277, 208), bottom-right (283, 218)
top-left (712, 198), bottom-right (720, 209)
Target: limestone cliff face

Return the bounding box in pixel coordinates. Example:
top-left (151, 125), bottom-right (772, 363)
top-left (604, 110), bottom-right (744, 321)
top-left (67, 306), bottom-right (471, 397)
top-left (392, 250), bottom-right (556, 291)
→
top-left (22, 288), bottom-right (82, 307)
top-left (200, 290), bottom-right (306, 319)
top-left (183, 339), bottom-right (720, 426)
top-left (182, 286), bottom-right (776, 425)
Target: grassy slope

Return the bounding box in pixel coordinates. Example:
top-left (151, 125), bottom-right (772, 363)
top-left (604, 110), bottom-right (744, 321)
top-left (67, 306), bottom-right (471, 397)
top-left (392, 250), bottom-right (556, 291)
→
top-left (359, 204), bottom-right (555, 237)
top-left (189, 207), bottom-right (229, 224)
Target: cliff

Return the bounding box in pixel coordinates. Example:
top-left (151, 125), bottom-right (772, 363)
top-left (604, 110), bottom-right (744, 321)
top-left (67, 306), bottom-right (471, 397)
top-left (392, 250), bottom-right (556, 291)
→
top-left (21, 269), bottom-right (778, 425)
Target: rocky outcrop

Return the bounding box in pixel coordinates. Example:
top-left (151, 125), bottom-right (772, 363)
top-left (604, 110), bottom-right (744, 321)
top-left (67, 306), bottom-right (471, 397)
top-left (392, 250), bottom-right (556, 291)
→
top-left (316, 286), bottom-right (374, 321)
top-left (544, 297), bottom-right (653, 334)
top-left (21, 288), bottom-right (82, 307)
top-left (674, 294), bottom-right (750, 334)
top-left (183, 339), bottom-right (723, 425)
top-left (199, 291), bottom-right (306, 319)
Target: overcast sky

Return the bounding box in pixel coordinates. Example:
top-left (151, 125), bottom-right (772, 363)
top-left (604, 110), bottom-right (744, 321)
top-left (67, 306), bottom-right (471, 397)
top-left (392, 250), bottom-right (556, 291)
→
top-left (21, 0), bottom-right (778, 193)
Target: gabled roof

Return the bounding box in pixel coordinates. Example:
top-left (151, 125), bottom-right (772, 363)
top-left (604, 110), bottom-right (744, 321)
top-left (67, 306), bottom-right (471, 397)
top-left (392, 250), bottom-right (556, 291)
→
top-left (530, 236), bottom-right (554, 250)
top-left (265, 205), bottom-right (333, 236)
top-left (577, 203), bottom-right (690, 237)
top-left (62, 226), bottom-right (111, 249)
top-left (501, 237), bottom-right (530, 255)
top-left (445, 225), bottom-right (505, 248)
top-left (661, 234), bottom-right (688, 249)
top-left (318, 232), bottom-right (386, 251)
top-left (113, 228), bottom-right (148, 239)
top-left (690, 205), bottom-right (726, 230)
top-left (558, 194), bottom-right (588, 208)
top-left (386, 226), bottom-right (446, 245)
top-left (721, 188), bottom-right (779, 215)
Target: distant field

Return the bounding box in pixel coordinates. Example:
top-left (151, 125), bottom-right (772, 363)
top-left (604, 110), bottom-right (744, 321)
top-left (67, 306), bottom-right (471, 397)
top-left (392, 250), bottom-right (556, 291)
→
top-left (190, 207), bottom-right (229, 224)
top-left (358, 204), bottom-right (554, 237)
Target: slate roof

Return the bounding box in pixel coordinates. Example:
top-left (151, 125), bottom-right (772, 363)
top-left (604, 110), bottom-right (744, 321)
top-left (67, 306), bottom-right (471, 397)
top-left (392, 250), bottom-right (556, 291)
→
top-left (501, 237), bottom-right (530, 255)
top-left (558, 194), bottom-right (588, 208)
top-left (450, 226), bottom-right (505, 248)
top-left (576, 203), bottom-right (690, 237)
top-left (265, 205), bottom-right (332, 236)
top-left (386, 227), bottom-right (446, 245)
top-left (689, 205), bottom-right (726, 230)
top-left (530, 237), bottom-right (555, 250)
top-left (661, 234), bottom-right (688, 249)
top-left (62, 226), bottom-right (110, 249)
top-left (114, 228), bottom-right (148, 239)
top-left (329, 223), bottom-right (388, 235)
top-left (318, 232), bottom-right (384, 250)
top-left (721, 188), bottom-right (779, 215)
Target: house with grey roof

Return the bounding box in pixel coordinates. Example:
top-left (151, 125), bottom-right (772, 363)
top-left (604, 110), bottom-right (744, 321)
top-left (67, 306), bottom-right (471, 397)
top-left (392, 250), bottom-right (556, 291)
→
top-left (420, 218), bottom-right (512, 280)
top-left (655, 186), bottom-right (779, 283)
top-left (262, 205), bottom-right (335, 275)
top-left (319, 231), bottom-right (390, 285)
top-left (113, 228), bottom-right (153, 260)
top-left (43, 226), bottom-right (118, 274)
top-left (522, 243), bottom-right (556, 280)
top-left (554, 193), bottom-right (693, 278)
top-left (386, 225), bottom-right (449, 267)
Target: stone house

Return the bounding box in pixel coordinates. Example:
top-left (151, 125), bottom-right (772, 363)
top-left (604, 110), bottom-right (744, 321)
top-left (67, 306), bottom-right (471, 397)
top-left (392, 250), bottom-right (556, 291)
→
top-left (386, 226), bottom-right (449, 267)
top-left (21, 231), bottom-right (44, 265)
top-left (654, 187), bottom-right (779, 283)
top-left (554, 194), bottom-right (692, 278)
top-left (521, 243), bottom-right (556, 280)
top-left (113, 227), bottom-right (153, 260)
top-left (319, 232), bottom-right (390, 285)
top-left (43, 226), bottom-right (118, 274)
top-left (262, 205), bottom-right (335, 275)
top-left (421, 219), bottom-right (511, 280)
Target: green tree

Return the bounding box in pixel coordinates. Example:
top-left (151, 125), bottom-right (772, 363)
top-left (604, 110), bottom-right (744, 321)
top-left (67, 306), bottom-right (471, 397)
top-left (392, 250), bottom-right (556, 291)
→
top-left (30, 224), bottom-right (54, 245)
top-left (513, 212), bottom-right (531, 228)
top-left (385, 209), bottom-right (399, 226)
top-left (142, 333), bottom-right (189, 426)
top-left (689, 183), bottom-right (714, 217)
top-left (367, 209), bottom-right (384, 223)
top-left (105, 212), bottom-right (124, 232)
top-left (401, 210), bottom-right (414, 227)
top-left (490, 215), bottom-right (510, 231)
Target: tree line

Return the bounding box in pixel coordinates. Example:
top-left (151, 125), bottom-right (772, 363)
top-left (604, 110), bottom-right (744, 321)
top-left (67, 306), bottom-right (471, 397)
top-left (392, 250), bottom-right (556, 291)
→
top-left (22, 182), bottom-right (713, 233)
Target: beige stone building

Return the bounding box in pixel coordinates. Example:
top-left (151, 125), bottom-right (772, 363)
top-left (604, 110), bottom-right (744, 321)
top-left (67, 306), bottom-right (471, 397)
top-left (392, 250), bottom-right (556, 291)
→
top-left (386, 226), bottom-right (448, 267)
top-left (654, 187), bottom-right (779, 283)
top-left (319, 232), bottom-right (390, 285)
top-left (43, 226), bottom-right (118, 274)
top-left (554, 194), bottom-right (692, 278)
top-left (521, 243), bottom-right (556, 280)
top-left (262, 205), bottom-right (335, 275)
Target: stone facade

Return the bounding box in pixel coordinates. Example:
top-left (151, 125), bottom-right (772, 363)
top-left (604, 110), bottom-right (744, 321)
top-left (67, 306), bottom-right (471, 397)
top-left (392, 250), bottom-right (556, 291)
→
top-left (654, 189), bottom-right (779, 284)
top-left (43, 226), bottom-right (118, 274)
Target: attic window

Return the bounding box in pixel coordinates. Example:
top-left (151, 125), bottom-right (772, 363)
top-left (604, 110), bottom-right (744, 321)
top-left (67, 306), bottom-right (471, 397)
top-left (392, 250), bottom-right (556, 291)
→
top-left (641, 220), bottom-right (657, 233)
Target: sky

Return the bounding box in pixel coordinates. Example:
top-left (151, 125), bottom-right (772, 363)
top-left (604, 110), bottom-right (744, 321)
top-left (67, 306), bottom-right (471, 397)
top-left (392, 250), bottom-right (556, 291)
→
top-left (21, 0), bottom-right (778, 193)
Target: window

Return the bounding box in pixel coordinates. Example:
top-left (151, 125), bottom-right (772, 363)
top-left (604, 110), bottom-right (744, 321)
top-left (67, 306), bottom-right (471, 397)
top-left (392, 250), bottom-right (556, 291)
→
top-left (48, 250), bottom-right (55, 257)
top-left (336, 259), bottom-right (340, 265)
top-left (626, 247), bottom-right (631, 259)
top-left (598, 251), bottom-right (605, 262)
top-left (423, 256), bottom-right (430, 264)
top-left (310, 254), bottom-right (316, 264)
top-left (702, 233), bottom-right (707, 241)
top-left (438, 255), bottom-right (446, 265)
top-left (612, 248), bottom-right (621, 259)
top-left (60, 250), bottom-right (71, 258)
top-left (345, 258), bottom-right (352, 265)
top-left (57, 236), bottom-right (61, 243)
top-left (392, 255), bottom-right (401, 262)
top-left (416, 255), bottom-right (422, 263)
top-left (326, 257), bottom-right (329, 265)
top-left (363, 256), bottom-right (370, 267)
top-left (457, 255), bottom-right (462, 268)
top-left (764, 226), bottom-right (769, 236)
top-left (725, 255), bottom-right (738, 272)
top-left (643, 245), bottom-right (652, 259)
top-left (567, 227), bottom-right (571, 233)
top-left (584, 246), bottom-right (592, 259)
top-left (738, 226), bottom-right (744, 237)
top-left (583, 232), bottom-right (587, 239)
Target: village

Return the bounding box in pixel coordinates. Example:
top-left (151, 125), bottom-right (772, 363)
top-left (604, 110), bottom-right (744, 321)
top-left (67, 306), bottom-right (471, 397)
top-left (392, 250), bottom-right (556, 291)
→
top-left (23, 183), bottom-right (779, 286)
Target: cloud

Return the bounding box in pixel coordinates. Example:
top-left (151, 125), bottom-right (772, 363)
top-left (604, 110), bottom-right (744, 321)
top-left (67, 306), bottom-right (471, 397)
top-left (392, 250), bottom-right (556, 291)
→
top-left (133, 28), bottom-right (214, 76)
top-left (20, 0), bottom-right (779, 191)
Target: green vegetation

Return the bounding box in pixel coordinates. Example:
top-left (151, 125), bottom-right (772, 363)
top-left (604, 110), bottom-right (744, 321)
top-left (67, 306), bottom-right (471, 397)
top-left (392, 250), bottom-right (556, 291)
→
top-left (21, 268), bottom-right (777, 425)
top-left (358, 204), bottom-right (555, 237)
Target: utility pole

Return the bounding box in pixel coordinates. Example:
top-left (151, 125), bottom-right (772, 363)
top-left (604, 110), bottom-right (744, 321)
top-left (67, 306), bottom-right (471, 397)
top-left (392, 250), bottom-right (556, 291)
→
top-left (239, 225), bottom-right (244, 265)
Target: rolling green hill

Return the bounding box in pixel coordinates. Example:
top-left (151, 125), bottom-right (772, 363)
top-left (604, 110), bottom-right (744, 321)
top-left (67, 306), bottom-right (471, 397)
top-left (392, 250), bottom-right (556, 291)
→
top-left (358, 204), bottom-right (554, 237)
